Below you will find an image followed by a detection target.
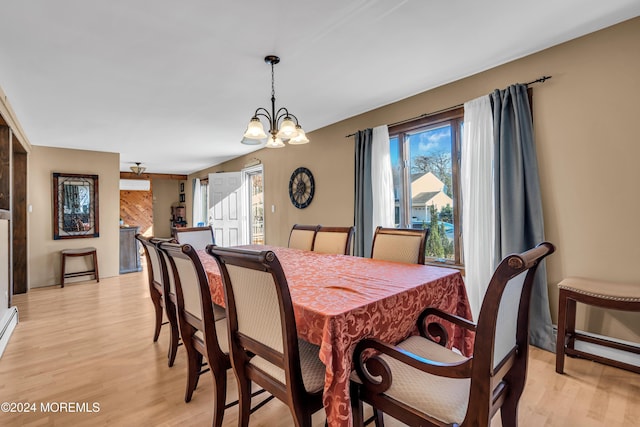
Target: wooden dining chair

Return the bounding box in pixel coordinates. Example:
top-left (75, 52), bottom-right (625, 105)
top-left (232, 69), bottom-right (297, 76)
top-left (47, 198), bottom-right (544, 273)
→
top-left (207, 245), bottom-right (326, 427)
top-left (158, 241), bottom-right (234, 427)
top-left (350, 242), bottom-right (555, 427)
top-left (136, 234), bottom-right (180, 367)
top-left (312, 225), bottom-right (355, 255)
top-left (370, 226), bottom-right (429, 264)
top-left (288, 224), bottom-right (321, 251)
top-left (174, 225), bottom-right (215, 250)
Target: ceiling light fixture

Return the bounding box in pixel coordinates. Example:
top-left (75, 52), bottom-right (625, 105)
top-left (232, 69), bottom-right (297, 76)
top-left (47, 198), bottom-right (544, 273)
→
top-left (130, 162), bottom-right (146, 176)
top-left (242, 55), bottom-right (309, 148)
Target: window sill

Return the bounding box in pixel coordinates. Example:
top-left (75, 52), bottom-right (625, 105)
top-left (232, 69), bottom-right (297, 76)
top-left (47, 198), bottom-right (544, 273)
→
top-left (424, 260), bottom-right (465, 276)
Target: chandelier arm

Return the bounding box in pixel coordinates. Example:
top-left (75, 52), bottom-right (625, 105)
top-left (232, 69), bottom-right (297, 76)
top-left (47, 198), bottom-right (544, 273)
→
top-left (275, 107), bottom-right (291, 124)
top-left (253, 108), bottom-right (273, 121)
top-left (285, 112), bottom-right (301, 126)
top-left (275, 108), bottom-right (302, 127)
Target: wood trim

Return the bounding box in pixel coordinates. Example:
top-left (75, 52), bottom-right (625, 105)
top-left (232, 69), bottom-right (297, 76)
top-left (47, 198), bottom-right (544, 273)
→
top-left (12, 147), bottom-right (27, 294)
top-left (0, 126), bottom-right (9, 211)
top-left (119, 172), bottom-right (187, 180)
top-left (0, 85), bottom-right (32, 152)
top-left (388, 107), bottom-right (464, 135)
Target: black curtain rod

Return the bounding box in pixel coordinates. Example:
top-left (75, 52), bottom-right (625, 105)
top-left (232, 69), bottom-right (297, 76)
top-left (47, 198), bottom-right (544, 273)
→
top-left (345, 75), bottom-right (552, 138)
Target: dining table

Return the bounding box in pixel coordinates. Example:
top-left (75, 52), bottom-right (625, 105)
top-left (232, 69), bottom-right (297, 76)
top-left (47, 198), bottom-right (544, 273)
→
top-left (198, 245), bottom-right (474, 427)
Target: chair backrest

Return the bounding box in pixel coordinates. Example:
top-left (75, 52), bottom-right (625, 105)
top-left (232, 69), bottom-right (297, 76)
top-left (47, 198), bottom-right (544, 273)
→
top-left (136, 234), bottom-right (168, 295)
top-left (206, 246), bottom-right (309, 397)
top-left (151, 238), bottom-right (176, 296)
top-left (288, 224), bottom-right (320, 251)
top-left (312, 226), bottom-right (355, 255)
top-left (466, 242), bottom-right (555, 423)
top-left (174, 226), bottom-right (215, 250)
top-left (370, 226), bottom-right (428, 264)
top-left (159, 242), bottom-right (226, 358)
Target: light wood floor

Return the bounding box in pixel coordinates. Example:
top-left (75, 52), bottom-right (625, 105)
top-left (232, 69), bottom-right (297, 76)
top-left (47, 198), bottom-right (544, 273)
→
top-left (0, 268), bottom-right (638, 426)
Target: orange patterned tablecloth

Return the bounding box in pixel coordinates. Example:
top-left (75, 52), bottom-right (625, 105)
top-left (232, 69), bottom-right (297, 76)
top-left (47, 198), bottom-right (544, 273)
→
top-left (199, 246), bottom-right (473, 427)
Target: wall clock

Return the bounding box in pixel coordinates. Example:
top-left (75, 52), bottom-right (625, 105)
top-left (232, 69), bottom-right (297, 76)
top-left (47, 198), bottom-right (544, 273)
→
top-left (289, 167), bottom-right (315, 209)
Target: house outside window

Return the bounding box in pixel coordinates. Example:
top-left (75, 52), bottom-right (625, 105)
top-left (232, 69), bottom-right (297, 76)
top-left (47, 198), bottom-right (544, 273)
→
top-left (389, 107), bottom-right (463, 265)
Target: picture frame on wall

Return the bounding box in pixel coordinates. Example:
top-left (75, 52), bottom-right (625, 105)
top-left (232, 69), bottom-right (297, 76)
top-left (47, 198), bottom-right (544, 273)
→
top-left (179, 193), bottom-right (185, 203)
top-left (53, 172), bottom-right (100, 239)
top-left (180, 182), bottom-right (184, 192)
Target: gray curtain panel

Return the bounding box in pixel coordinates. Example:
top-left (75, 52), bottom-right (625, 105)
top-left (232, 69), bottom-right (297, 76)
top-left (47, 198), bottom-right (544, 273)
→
top-left (354, 129), bottom-right (373, 257)
top-left (491, 84), bottom-right (555, 352)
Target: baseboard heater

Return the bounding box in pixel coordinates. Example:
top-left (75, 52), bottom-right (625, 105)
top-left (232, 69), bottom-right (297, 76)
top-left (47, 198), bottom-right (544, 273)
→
top-left (0, 307), bottom-right (19, 358)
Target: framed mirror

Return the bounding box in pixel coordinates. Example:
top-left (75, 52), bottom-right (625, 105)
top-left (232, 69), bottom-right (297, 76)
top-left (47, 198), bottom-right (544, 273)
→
top-left (53, 172), bottom-right (99, 239)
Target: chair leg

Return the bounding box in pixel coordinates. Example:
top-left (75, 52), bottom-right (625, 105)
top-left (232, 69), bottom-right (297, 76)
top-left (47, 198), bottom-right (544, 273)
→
top-left (373, 408), bottom-right (385, 427)
top-left (500, 395), bottom-right (519, 427)
top-left (556, 290), bottom-right (575, 374)
top-left (185, 350), bottom-right (203, 403)
top-left (60, 254), bottom-right (66, 288)
top-left (350, 382), bottom-right (364, 427)
top-left (92, 250), bottom-right (100, 282)
top-left (167, 322), bottom-right (179, 367)
top-left (166, 301), bottom-right (180, 367)
top-left (211, 368), bottom-right (227, 427)
top-left (151, 292), bottom-right (163, 342)
top-left (236, 375), bottom-right (252, 427)
top-left (290, 402), bottom-right (314, 427)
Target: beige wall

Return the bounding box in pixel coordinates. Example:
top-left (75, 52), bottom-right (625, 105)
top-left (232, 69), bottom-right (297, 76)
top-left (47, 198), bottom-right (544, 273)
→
top-left (29, 146), bottom-right (120, 288)
top-left (151, 178), bottom-right (180, 238)
top-left (190, 17), bottom-right (640, 342)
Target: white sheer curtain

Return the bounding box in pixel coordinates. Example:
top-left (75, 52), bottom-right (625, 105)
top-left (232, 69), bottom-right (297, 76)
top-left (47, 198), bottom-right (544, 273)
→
top-left (461, 96), bottom-right (495, 320)
top-left (192, 178), bottom-right (203, 227)
top-left (371, 125), bottom-right (394, 229)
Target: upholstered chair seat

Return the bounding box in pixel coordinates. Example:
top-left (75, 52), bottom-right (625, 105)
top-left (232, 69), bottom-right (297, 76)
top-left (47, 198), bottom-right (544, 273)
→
top-left (193, 317), bottom-right (229, 354)
top-left (249, 339), bottom-right (325, 394)
top-left (374, 336), bottom-right (470, 424)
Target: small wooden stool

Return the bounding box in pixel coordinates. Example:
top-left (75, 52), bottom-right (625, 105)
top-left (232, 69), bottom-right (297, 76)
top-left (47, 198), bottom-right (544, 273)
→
top-left (556, 277), bottom-right (640, 374)
top-left (60, 247), bottom-right (99, 288)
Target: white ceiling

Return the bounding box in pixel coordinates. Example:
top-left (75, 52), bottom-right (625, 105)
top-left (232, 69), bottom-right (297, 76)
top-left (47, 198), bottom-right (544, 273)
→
top-left (0, 1), bottom-right (638, 175)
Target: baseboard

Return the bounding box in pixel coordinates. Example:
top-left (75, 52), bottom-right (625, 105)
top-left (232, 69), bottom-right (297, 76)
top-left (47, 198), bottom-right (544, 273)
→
top-left (0, 307), bottom-right (19, 358)
top-left (554, 326), bottom-right (640, 368)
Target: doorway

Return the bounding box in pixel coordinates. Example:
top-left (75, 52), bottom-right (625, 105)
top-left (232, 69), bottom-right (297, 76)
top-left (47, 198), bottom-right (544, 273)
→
top-left (243, 165), bottom-right (264, 245)
top-left (208, 166), bottom-right (264, 247)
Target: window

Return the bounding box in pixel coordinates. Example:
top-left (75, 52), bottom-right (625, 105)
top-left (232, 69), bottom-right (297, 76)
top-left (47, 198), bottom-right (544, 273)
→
top-left (389, 107), bottom-right (463, 265)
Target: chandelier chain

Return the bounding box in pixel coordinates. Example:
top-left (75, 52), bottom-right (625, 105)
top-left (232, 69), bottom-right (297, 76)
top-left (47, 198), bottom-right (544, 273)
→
top-left (271, 61), bottom-right (275, 100)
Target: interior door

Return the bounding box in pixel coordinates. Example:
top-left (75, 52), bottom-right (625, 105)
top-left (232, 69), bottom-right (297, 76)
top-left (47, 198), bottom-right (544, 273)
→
top-left (208, 172), bottom-right (243, 246)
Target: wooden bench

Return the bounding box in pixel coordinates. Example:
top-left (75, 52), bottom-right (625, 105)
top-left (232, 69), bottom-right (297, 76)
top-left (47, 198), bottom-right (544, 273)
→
top-left (556, 277), bottom-right (640, 374)
top-left (60, 247), bottom-right (99, 288)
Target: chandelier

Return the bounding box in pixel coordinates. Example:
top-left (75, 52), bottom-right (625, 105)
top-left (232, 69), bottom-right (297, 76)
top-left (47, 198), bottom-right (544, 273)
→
top-left (130, 162), bottom-right (146, 175)
top-left (242, 55), bottom-right (309, 148)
